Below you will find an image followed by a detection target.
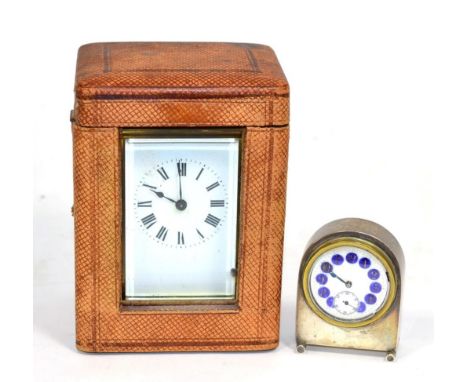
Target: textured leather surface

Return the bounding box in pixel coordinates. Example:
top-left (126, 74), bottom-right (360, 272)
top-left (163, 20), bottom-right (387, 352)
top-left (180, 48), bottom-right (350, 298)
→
top-left (74, 42), bottom-right (289, 127)
top-left (73, 42), bottom-right (289, 352)
top-left (73, 125), bottom-right (289, 352)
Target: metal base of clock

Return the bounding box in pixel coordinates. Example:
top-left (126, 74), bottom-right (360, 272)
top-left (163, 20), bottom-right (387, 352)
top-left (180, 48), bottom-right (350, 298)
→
top-left (385, 350), bottom-right (396, 362)
top-left (296, 344), bottom-right (397, 361)
top-left (296, 344), bottom-right (306, 353)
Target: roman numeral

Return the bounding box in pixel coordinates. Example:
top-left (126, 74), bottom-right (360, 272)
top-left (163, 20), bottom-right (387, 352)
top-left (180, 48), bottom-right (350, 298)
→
top-left (177, 161), bottom-right (187, 176)
top-left (210, 200), bottom-right (225, 207)
top-left (157, 167), bottom-right (169, 180)
top-left (141, 213), bottom-right (156, 229)
top-left (195, 167), bottom-right (204, 180)
top-left (137, 200), bottom-right (152, 207)
top-left (206, 181), bottom-right (220, 191)
top-left (156, 226), bottom-right (168, 241)
top-left (177, 231), bottom-right (185, 245)
top-left (205, 214), bottom-right (220, 227)
top-left (196, 229), bottom-right (205, 239)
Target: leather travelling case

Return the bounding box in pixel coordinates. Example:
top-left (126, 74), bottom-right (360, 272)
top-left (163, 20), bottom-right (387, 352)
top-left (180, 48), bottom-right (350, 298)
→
top-left (72, 42), bottom-right (289, 352)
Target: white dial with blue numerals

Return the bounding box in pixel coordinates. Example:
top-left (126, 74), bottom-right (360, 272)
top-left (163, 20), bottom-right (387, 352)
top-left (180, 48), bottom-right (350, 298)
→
top-left (308, 245), bottom-right (390, 321)
top-left (124, 137), bottom-right (239, 301)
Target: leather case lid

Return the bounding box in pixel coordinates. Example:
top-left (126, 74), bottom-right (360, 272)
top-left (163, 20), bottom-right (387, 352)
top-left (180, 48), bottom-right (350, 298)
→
top-left (76, 42), bottom-right (289, 99)
top-left (74, 42), bottom-right (289, 127)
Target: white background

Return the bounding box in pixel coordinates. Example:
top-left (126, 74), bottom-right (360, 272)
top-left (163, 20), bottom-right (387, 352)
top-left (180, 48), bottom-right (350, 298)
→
top-left (1, 0), bottom-right (466, 380)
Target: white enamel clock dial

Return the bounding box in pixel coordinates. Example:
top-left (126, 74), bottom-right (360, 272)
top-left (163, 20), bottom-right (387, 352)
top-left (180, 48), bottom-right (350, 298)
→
top-left (308, 245), bottom-right (390, 322)
top-left (124, 137), bottom-right (240, 301)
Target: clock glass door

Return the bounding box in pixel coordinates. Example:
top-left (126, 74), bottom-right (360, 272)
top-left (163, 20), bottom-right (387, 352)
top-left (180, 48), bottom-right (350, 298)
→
top-left (123, 131), bottom-right (240, 302)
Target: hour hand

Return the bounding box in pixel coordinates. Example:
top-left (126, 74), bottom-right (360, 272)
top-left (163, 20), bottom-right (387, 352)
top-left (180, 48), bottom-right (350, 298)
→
top-left (152, 190), bottom-right (176, 203)
top-left (143, 184), bottom-right (176, 203)
top-left (330, 272), bottom-right (352, 288)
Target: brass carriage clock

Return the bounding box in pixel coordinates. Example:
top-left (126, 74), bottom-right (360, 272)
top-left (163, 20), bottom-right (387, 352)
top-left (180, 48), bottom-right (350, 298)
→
top-left (296, 218), bottom-right (404, 360)
top-left (72, 42), bottom-right (289, 352)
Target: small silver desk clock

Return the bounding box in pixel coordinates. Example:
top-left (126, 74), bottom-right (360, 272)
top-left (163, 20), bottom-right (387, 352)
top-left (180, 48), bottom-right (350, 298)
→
top-left (296, 218), bottom-right (404, 361)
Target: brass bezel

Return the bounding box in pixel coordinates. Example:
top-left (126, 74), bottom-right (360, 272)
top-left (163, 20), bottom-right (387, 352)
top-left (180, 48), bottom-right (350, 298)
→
top-left (120, 127), bottom-right (245, 308)
top-left (301, 237), bottom-right (397, 328)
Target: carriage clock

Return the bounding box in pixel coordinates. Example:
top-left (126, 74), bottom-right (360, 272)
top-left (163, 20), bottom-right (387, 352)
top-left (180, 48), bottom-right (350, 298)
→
top-left (71, 42), bottom-right (289, 352)
top-left (296, 218), bottom-right (404, 361)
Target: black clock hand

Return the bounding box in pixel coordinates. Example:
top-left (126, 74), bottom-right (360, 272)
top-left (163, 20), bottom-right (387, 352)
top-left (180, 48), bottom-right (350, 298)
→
top-left (150, 187), bottom-right (186, 210)
top-left (329, 271), bottom-right (346, 284)
top-left (330, 272), bottom-right (352, 288)
top-left (343, 300), bottom-right (358, 311)
top-left (174, 162), bottom-right (187, 211)
top-left (143, 183), bottom-right (176, 204)
top-left (152, 190), bottom-right (176, 203)
top-left (177, 161), bottom-right (183, 200)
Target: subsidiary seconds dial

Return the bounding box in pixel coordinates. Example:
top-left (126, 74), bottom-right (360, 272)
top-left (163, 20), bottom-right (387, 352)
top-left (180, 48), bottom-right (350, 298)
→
top-left (134, 159), bottom-right (228, 247)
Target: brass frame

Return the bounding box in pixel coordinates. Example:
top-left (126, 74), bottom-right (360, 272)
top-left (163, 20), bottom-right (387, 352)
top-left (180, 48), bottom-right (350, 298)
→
top-left (120, 127), bottom-right (245, 308)
top-left (301, 237), bottom-right (397, 328)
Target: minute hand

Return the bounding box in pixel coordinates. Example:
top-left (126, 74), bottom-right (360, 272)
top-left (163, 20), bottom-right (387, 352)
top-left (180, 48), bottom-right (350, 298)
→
top-left (177, 162), bottom-right (183, 200)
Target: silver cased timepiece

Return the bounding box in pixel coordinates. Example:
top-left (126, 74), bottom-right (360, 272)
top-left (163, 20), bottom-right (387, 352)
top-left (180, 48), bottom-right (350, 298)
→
top-left (296, 218), bottom-right (404, 361)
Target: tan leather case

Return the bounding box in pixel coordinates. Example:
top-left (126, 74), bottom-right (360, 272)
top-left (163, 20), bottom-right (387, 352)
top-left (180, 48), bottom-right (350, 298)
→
top-left (72, 42), bottom-right (289, 352)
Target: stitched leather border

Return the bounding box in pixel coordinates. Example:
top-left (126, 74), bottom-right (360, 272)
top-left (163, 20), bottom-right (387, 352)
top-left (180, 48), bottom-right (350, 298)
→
top-left (75, 97), bottom-right (289, 127)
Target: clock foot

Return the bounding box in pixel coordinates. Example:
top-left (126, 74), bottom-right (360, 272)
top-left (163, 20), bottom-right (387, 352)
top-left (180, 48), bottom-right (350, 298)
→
top-left (296, 344), bottom-right (306, 353)
top-left (385, 350), bottom-right (396, 362)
